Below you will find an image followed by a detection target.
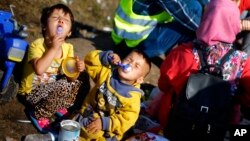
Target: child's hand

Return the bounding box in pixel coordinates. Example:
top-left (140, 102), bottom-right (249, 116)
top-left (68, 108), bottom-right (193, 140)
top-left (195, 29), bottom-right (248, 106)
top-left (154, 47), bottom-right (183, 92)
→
top-left (86, 118), bottom-right (102, 134)
top-left (50, 34), bottom-right (64, 49)
top-left (109, 53), bottom-right (121, 65)
top-left (75, 56), bottom-right (85, 72)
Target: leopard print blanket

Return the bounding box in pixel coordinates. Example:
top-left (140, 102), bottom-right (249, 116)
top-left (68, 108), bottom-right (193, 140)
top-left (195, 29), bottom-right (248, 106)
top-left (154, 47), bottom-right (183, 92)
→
top-left (26, 77), bottom-right (82, 119)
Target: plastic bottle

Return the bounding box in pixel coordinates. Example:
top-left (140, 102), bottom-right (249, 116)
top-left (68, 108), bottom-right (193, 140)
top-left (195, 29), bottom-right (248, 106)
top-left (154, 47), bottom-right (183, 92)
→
top-left (107, 55), bottom-right (132, 72)
top-left (117, 62), bottom-right (132, 72)
top-left (24, 132), bottom-right (55, 141)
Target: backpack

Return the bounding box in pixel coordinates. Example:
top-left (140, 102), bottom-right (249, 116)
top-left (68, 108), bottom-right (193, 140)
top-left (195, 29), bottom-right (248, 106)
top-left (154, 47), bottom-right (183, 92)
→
top-left (164, 47), bottom-right (235, 141)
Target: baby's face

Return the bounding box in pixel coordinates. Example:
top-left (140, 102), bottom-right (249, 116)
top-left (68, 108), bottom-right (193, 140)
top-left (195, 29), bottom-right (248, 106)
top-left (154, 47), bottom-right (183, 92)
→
top-left (46, 9), bottom-right (72, 38)
top-left (118, 52), bottom-right (148, 83)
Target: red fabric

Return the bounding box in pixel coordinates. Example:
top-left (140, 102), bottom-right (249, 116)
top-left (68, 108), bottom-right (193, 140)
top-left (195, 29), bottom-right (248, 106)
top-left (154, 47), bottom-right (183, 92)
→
top-left (157, 42), bottom-right (250, 127)
top-left (157, 92), bottom-right (173, 127)
top-left (158, 43), bottom-right (198, 95)
top-left (238, 57), bottom-right (250, 108)
top-left (239, 0), bottom-right (250, 13)
top-left (157, 42), bottom-right (199, 126)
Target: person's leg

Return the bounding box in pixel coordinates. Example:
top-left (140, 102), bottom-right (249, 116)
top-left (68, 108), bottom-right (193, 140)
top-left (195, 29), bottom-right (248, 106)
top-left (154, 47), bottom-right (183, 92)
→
top-left (138, 21), bottom-right (195, 58)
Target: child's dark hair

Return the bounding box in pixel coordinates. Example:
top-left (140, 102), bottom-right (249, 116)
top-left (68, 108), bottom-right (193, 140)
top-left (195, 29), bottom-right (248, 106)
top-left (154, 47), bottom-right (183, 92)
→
top-left (40, 3), bottom-right (74, 37)
top-left (131, 49), bottom-right (151, 76)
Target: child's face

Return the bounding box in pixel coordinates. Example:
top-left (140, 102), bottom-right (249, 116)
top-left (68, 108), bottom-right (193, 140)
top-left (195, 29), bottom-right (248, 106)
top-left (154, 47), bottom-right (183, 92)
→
top-left (118, 52), bottom-right (149, 84)
top-left (46, 9), bottom-right (72, 38)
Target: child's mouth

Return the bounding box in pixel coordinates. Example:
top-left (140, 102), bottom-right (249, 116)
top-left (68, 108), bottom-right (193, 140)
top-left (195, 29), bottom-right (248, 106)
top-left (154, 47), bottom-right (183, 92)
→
top-left (118, 63), bottom-right (132, 73)
top-left (57, 26), bottom-right (63, 34)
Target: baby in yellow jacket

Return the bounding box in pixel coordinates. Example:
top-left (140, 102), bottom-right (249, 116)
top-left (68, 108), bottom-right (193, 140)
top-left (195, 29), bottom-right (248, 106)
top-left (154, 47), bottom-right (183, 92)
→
top-left (74, 49), bottom-right (151, 140)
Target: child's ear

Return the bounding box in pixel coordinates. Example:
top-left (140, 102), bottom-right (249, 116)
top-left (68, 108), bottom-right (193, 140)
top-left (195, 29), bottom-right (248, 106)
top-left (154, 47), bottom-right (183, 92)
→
top-left (67, 32), bottom-right (72, 37)
top-left (42, 27), bottom-right (46, 32)
top-left (135, 77), bottom-right (144, 84)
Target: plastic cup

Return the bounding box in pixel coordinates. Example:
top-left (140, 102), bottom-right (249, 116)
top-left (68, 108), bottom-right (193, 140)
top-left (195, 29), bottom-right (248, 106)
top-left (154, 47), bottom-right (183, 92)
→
top-left (58, 120), bottom-right (80, 141)
top-left (62, 57), bottom-right (79, 78)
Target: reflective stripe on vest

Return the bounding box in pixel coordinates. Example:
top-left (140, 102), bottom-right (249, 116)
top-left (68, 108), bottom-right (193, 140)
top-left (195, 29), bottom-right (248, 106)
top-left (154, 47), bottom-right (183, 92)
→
top-left (116, 6), bottom-right (158, 26)
top-left (111, 30), bottom-right (146, 47)
top-left (113, 14), bottom-right (154, 40)
top-left (112, 0), bottom-right (173, 47)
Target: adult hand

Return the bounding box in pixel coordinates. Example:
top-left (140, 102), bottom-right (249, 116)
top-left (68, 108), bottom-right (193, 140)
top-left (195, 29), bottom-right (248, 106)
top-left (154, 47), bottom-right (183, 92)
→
top-left (241, 19), bottom-right (250, 31)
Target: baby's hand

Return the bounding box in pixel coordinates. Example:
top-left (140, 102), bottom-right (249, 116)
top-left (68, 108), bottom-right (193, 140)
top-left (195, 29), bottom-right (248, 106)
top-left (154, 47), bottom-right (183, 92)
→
top-left (75, 56), bottom-right (85, 72)
top-left (108, 53), bottom-right (121, 65)
top-left (86, 118), bottom-right (102, 134)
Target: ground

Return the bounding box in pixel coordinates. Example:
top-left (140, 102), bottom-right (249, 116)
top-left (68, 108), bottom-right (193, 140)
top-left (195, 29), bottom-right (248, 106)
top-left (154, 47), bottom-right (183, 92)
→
top-left (0, 0), bottom-right (160, 140)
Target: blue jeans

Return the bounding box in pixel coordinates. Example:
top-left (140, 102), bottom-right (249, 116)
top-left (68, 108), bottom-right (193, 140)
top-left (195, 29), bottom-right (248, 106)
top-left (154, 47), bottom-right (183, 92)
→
top-left (138, 21), bottom-right (195, 58)
top-left (158, 0), bottom-right (208, 31)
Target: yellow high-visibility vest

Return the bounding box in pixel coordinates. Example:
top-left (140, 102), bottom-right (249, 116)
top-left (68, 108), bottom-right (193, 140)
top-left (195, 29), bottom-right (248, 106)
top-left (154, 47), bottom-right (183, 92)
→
top-left (112, 0), bottom-right (173, 47)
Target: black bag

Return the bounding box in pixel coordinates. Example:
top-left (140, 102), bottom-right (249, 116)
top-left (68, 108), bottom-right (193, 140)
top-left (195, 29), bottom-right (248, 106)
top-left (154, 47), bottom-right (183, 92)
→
top-left (164, 48), bottom-right (235, 141)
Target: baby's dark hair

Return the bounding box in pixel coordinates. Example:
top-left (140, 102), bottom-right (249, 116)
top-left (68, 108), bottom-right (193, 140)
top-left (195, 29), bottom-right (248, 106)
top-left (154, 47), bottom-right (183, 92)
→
top-left (40, 3), bottom-right (74, 37)
top-left (131, 49), bottom-right (151, 77)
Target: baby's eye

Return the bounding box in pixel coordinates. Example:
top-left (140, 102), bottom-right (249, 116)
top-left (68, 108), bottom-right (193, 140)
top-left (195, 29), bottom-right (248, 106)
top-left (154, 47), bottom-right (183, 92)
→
top-left (135, 64), bottom-right (140, 68)
top-left (50, 16), bottom-right (59, 20)
top-left (63, 17), bottom-right (70, 22)
top-left (124, 58), bottom-right (130, 62)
